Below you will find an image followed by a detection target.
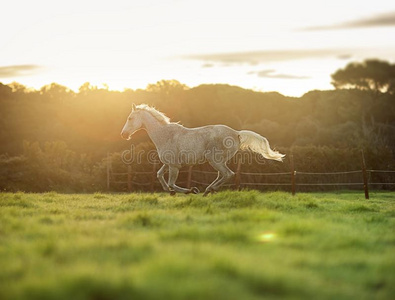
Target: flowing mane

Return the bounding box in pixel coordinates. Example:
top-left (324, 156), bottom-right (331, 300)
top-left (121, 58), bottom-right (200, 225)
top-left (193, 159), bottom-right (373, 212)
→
top-left (136, 104), bottom-right (171, 125)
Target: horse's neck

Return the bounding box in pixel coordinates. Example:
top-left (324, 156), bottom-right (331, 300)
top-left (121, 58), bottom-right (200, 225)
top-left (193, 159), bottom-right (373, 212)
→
top-left (141, 112), bottom-right (168, 147)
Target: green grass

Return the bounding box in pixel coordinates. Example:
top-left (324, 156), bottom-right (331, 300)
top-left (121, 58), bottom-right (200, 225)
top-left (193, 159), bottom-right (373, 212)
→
top-left (0, 191), bottom-right (394, 300)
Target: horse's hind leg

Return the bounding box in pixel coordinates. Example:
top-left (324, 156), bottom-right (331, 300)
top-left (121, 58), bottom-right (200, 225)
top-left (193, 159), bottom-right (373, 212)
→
top-left (168, 166), bottom-right (199, 194)
top-left (157, 164), bottom-right (170, 192)
top-left (204, 162), bottom-right (234, 196)
top-left (203, 172), bottom-right (221, 196)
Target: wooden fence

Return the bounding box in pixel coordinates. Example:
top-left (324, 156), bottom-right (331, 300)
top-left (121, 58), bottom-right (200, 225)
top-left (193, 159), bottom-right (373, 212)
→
top-left (106, 152), bottom-right (395, 199)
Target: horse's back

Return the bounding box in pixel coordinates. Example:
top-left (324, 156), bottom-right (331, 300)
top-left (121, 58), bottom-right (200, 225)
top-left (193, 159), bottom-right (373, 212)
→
top-left (159, 124), bottom-right (239, 165)
top-left (182, 124), bottom-right (240, 158)
top-left (184, 124), bottom-right (238, 143)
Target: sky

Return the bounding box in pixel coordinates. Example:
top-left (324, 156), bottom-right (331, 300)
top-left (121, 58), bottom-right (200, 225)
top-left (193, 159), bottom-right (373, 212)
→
top-left (1, 0), bottom-right (395, 96)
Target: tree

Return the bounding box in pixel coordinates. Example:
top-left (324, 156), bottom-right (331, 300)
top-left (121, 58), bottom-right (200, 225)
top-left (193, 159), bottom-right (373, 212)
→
top-left (331, 59), bottom-right (395, 94)
top-left (40, 83), bottom-right (74, 102)
top-left (78, 82), bottom-right (98, 95)
top-left (146, 80), bottom-right (188, 95)
top-left (0, 83), bottom-right (12, 99)
top-left (7, 82), bottom-right (28, 93)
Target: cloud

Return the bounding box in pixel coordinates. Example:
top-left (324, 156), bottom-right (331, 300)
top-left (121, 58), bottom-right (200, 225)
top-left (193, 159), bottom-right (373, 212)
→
top-left (184, 49), bottom-right (353, 65)
top-left (201, 63), bottom-right (214, 68)
top-left (301, 11), bottom-right (395, 31)
top-left (248, 69), bottom-right (310, 80)
top-left (0, 65), bottom-right (41, 78)
top-left (337, 54), bottom-right (352, 60)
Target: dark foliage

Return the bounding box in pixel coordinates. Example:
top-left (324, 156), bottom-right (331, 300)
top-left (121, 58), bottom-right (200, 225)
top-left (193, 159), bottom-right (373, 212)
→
top-left (0, 80), bottom-right (394, 192)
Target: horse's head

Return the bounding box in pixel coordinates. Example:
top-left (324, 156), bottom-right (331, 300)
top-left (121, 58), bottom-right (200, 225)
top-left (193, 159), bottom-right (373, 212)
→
top-left (121, 104), bottom-right (143, 140)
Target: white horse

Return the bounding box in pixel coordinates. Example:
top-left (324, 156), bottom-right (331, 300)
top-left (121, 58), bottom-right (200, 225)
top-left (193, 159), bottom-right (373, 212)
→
top-left (121, 104), bottom-right (285, 196)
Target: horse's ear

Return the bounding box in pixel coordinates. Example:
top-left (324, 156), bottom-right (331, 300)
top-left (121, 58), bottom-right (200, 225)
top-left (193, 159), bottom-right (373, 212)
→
top-left (132, 103), bottom-right (136, 111)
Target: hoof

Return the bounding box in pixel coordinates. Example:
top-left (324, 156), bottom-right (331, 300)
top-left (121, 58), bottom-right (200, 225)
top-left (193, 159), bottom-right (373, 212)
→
top-left (169, 190), bottom-right (176, 196)
top-left (190, 187), bottom-right (200, 194)
top-left (203, 189), bottom-right (216, 197)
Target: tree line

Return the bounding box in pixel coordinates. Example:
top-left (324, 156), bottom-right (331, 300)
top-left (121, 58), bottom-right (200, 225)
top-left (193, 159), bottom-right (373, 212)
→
top-left (0, 59), bottom-right (394, 192)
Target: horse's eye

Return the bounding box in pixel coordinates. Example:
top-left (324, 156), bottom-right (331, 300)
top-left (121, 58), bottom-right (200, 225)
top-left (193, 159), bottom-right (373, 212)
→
top-left (128, 117), bottom-right (132, 121)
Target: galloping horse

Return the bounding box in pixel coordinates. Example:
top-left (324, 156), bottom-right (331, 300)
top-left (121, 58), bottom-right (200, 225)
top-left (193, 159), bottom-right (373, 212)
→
top-left (121, 104), bottom-right (285, 196)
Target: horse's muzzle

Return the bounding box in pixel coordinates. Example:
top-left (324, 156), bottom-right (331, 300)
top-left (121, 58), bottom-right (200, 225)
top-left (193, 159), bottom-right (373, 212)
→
top-left (121, 132), bottom-right (129, 140)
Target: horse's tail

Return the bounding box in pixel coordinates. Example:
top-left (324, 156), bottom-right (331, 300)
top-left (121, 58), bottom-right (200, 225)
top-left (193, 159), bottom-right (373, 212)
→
top-left (238, 130), bottom-right (285, 162)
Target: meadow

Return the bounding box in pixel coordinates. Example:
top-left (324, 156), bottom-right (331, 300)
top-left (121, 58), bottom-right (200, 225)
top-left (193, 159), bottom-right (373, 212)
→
top-left (0, 191), bottom-right (394, 300)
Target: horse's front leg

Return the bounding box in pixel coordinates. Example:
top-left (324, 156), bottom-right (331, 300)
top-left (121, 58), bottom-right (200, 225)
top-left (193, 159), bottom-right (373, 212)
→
top-left (168, 165), bottom-right (199, 194)
top-left (157, 164), bottom-right (170, 192)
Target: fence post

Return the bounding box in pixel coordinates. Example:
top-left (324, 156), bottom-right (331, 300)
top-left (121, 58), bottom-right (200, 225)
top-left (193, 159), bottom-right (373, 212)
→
top-left (234, 159), bottom-right (242, 190)
top-left (290, 154), bottom-right (296, 196)
top-left (106, 152), bottom-right (111, 190)
top-left (187, 166), bottom-right (193, 189)
top-left (361, 150), bottom-right (370, 200)
top-left (151, 162), bottom-right (157, 192)
top-left (127, 165), bottom-right (132, 192)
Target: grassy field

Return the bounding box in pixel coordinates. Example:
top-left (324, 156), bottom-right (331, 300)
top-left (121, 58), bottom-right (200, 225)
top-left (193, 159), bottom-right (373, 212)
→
top-left (0, 191), bottom-right (394, 300)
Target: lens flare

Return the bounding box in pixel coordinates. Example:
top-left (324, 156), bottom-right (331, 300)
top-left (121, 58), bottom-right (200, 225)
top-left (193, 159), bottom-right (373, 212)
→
top-left (257, 232), bottom-right (276, 243)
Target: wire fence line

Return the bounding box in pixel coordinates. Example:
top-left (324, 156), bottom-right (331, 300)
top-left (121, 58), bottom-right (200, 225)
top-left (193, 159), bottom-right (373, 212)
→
top-left (107, 152), bottom-right (395, 199)
top-left (109, 167), bottom-right (394, 195)
top-left (240, 171), bottom-right (291, 176)
top-left (107, 151), bottom-right (395, 199)
top-left (296, 170), bottom-right (362, 175)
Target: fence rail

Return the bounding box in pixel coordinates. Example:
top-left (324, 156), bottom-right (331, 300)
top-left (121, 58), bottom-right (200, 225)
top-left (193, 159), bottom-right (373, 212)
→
top-left (106, 152), bottom-right (395, 199)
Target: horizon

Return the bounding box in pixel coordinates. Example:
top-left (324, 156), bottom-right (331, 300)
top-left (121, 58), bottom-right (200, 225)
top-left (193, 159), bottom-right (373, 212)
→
top-left (0, 79), bottom-right (367, 98)
top-left (0, 78), bottom-right (341, 96)
top-left (1, 0), bottom-right (395, 97)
